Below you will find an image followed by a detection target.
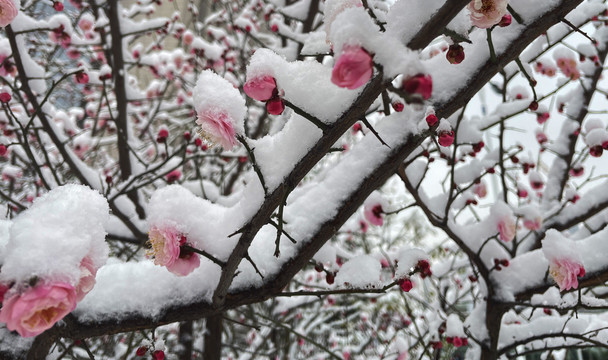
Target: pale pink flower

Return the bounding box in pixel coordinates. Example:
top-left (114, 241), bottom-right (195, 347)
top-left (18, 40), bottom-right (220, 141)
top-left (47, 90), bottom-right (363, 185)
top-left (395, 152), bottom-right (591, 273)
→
top-left (497, 216), bottom-right (515, 242)
top-left (182, 30), bottom-right (194, 45)
top-left (0, 282), bottom-right (77, 337)
top-left (75, 257), bottom-right (98, 302)
top-left (549, 258), bottom-right (585, 292)
top-left (148, 225), bottom-right (200, 276)
top-left (243, 75), bottom-right (277, 101)
top-left (331, 45), bottom-right (373, 90)
top-left (467, 0), bottom-right (509, 29)
top-left (523, 216), bottom-right (542, 231)
top-left (473, 181), bottom-right (487, 198)
top-left (556, 57), bottom-right (580, 80)
top-left (195, 109), bottom-right (238, 150)
top-left (78, 17), bottom-right (93, 32)
top-left (0, 0), bottom-right (18, 28)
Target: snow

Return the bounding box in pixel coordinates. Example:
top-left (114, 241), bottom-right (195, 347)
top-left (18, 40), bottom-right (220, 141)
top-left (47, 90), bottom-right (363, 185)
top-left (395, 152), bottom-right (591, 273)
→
top-left (394, 248), bottom-right (428, 278)
top-left (0, 185), bottom-right (109, 290)
top-left (246, 48), bottom-right (359, 123)
top-left (76, 258), bottom-right (220, 321)
top-left (193, 70), bottom-right (246, 136)
top-left (335, 255), bottom-right (381, 288)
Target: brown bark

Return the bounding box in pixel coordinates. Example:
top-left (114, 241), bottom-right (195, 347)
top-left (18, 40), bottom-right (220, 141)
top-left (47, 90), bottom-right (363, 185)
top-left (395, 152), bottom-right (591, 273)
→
top-left (203, 315), bottom-right (223, 360)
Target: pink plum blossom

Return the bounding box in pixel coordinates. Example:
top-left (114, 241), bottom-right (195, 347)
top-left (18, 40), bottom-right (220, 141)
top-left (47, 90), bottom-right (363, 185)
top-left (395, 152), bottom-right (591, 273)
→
top-left (473, 181), bottom-right (487, 198)
top-left (331, 45), bottom-right (373, 90)
top-left (0, 0), bottom-right (18, 28)
top-left (549, 258), bottom-right (585, 292)
top-left (0, 282), bottom-right (77, 337)
top-left (182, 30), bottom-right (194, 45)
top-left (243, 75), bottom-right (277, 101)
top-left (78, 17), bottom-right (93, 31)
top-left (467, 0), bottom-right (509, 29)
top-left (196, 109), bottom-right (238, 150)
top-left (497, 216), bottom-right (515, 242)
top-left (165, 169), bottom-right (182, 183)
top-left (523, 216), bottom-right (542, 231)
top-left (147, 225), bottom-right (200, 276)
top-left (364, 203), bottom-right (384, 226)
top-left (403, 74), bottom-right (432, 100)
top-left (556, 57), bottom-right (580, 80)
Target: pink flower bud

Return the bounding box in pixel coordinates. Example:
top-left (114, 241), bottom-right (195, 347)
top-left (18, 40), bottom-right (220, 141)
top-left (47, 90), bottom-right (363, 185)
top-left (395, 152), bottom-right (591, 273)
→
top-left (403, 74), bottom-right (433, 100)
top-left (243, 75), bottom-right (277, 101)
top-left (331, 45), bottom-right (373, 90)
top-left (136, 346), bottom-right (148, 356)
top-left (426, 114), bottom-right (438, 127)
top-left (166, 169), bottom-right (182, 183)
top-left (398, 278), bottom-right (413, 292)
top-left (537, 112), bottom-right (550, 124)
top-left (0, 92), bottom-right (11, 103)
top-left (438, 130), bottom-right (454, 147)
top-left (157, 128), bottom-right (169, 143)
top-left (590, 145), bottom-right (603, 157)
top-left (76, 72), bottom-right (89, 84)
top-left (498, 14), bottom-right (512, 27)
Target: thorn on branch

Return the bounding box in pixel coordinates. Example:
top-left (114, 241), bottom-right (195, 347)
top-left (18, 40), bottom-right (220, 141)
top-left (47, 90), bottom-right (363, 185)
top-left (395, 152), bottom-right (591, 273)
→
top-left (361, 117), bottom-right (390, 148)
top-left (181, 245), bottom-right (226, 267)
top-left (228, 227), bottom-right (245, 238)
top-left (561, 17), bottom-right (596, 44)
top-left (272, 188), bottom-right (288, 257)
top-left (283, 99), bottom-right (330, 133)
top-left (507, 5), bottom-right (524, 24)
top-left (515, 58), bottom-right (538, 103)
top-left (443, 28), bottom-right (472, 44)
top-left (244, 252), bottom-right (264, 279)
top-left (237, 135), bottom-right (268, 196)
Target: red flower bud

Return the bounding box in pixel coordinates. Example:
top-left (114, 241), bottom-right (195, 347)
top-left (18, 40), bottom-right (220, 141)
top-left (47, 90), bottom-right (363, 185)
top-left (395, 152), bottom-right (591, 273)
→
top-left (426, 114), bottom-right (438, 127)
top-left (499, 14), bottom-right (512, 27)
top-left (398, 278), bottom-right (413, 292)
top-left (266, 96), bottom-right (285, 115)
top-left (0, 92), bottom-right (11, 103)
top-left (446, 44), bottom-right (465, 64)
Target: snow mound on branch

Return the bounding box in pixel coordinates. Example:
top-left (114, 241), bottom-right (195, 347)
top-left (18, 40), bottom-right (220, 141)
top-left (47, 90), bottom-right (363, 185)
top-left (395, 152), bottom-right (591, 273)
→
top-left (193, 70), bottom-right (246, 136)
top-left (0, 185), bottom-right (109, 287)
top-left (541, 230), bottom-right (582, 263)
top-left (246, 48), bottom-right (358, 123)
top-left (395, 248), bottom-right (428, 278)
top-left (75, 258), bottom-right (220, 321)
top-left (335, 255), bottom-right (381, 288)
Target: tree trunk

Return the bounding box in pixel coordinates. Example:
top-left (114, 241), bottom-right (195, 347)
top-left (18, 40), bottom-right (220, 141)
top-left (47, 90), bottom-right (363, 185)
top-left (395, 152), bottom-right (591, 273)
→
top-left (203, 314), bottom-right (223, 360)
top-left (178, 321), bottom-right (194, 360)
